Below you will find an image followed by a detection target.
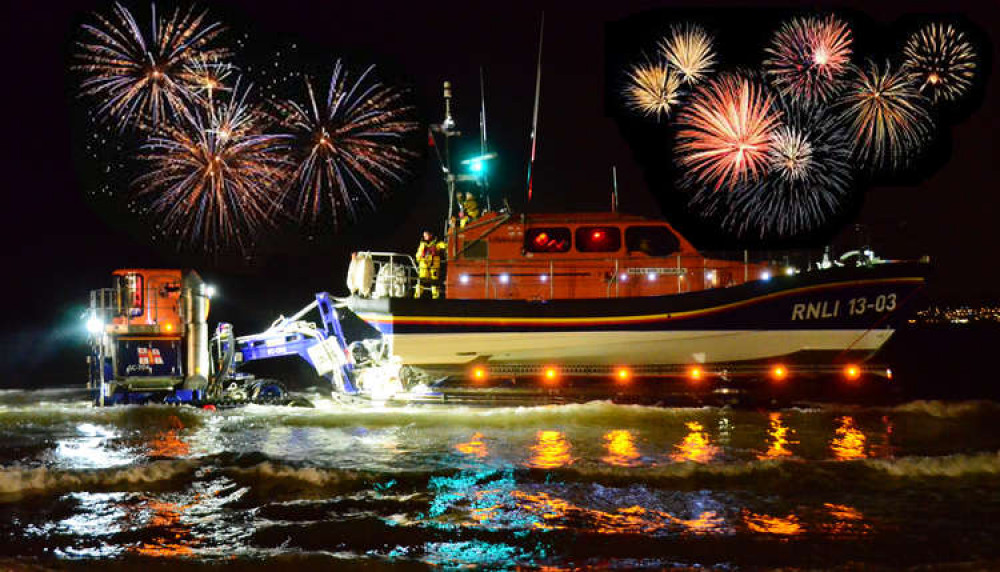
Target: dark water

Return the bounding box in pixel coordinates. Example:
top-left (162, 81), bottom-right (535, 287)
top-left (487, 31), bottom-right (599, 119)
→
top-left (2, 387), bottom-right (1000, 570)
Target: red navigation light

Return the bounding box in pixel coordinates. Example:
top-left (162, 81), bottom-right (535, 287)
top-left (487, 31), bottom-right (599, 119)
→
top-left (472, 366), bottom-right (487, 381)
top-left (688, 366), bottom-right (703, 382)
top-left (592, 230), bottom-right (605, 241)
top-left (844, 364), bottom-right (861, 381)
top-left (544, 366), bottom-right (559, 382)
top-left (615, 367), bottom-right (631, 382)
top-left (771, 364), bottom-right (788, 381)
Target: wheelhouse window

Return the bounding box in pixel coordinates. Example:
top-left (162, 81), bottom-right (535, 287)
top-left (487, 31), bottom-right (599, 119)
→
top-left (525, 227), bottom-right (571, 253)
top-left (625, 226), bottom-right (680, 256)
top-left (575, 226), bottom-right (622, 253)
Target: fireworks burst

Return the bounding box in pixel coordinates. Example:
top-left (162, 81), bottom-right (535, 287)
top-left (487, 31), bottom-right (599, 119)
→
top-left (274, 60), bottom-right (418, 225)
top-left (75, 2), bottom-right (229, 129)
top-left (181, 55), bottom-right (234, 103)
top-left (764, 15), bottom-right (853, 104)
top-left (659, 24), bottom-right (717, 84)
top-left (623, 62), bottom-right (682, 120)
top-left (903, 23), bottom-right (977, 103)
top-left (725, 105), bottom-right (854, 239)
top-left (838, 60), bottom-right (933, 169)
top-left (676, 72), bottom-right (782, 192)
top-left (135, 83), bottom-right (288, 251)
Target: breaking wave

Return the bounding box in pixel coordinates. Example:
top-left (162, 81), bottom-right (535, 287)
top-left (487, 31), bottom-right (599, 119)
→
top-left (247, 399), bottom-right (717, 429)
top-left (888, 399), bottom-right (1000, 418)
top-left (865, 452), bottom-right (1000, 477)
top-left (0, 459), bottom-right (199, 500)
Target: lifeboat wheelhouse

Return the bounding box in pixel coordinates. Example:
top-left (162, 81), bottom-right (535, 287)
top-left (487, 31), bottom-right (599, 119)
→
top-left (445, 211), bottom-right (774, 301)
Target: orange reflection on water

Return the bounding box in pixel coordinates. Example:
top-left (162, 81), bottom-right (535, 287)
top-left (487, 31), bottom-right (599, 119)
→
top-left (507, 492), bottom-right (724, 536)
top-left (821, 502), bottom-right (873, 536)
top-left (529, 430), bottom-right (573, 469)
top-left (825, 503), bottom-right (863, 521)
top-left (510, 491), bottom-right (573, 531)
top-left (672, 511), bottom-right (726, 535)
top-left (456, 432), bottom-right (488, 458)
top-left (831, 416), bottom-right (867, 460)
top-left (147, 416), bottom-right (190, 458)
top-left (742, 510), bottom-right (804, 536)
top-left (602, 430), bottom-right (642, 467)
top-left (131, 498), bottom-right (200, 558)
top-left (670, 421), bottom-right (720, 463)
top-left (758, 412), bottom-right (796, 460)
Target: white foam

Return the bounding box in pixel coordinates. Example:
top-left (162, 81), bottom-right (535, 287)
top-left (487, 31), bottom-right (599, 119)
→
top-left (0, 460), bottom-right (198, 499)
top-left (866, 451), bottom-right (1000, 477)
top-left (226, 462), bottom-right (360, 488)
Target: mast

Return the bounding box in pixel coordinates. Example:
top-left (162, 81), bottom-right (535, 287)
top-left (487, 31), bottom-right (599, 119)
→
top-left (526, 13), bottom-right (544, 203)
top-left (479, 67), bottom-right (490, 212)
top-left (431, 80), bottom-right (461, 237)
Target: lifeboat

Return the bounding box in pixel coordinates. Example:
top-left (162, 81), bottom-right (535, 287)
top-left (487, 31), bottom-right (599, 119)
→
top-left (345, 210), bottom-right (929, 378)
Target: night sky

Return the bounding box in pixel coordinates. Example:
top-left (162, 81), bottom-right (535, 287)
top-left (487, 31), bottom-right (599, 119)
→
top-left (1, 0), bottom-right (998, 386)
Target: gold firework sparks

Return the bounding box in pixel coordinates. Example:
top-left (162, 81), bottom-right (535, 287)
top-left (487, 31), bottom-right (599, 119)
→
top-left (659, 24), bottom-right (717, 84)
top-left (839, 61), bottom-right (932, 169)
top-left (274, 60), bottom-right (418, 225)
top-left (623, 62), bottom-right (682, 120)
top-left (903, 22), bottom-right (977, 103)
top-left (135, 83), bottom-right (288, 252)
top-left (768, 126), bottom-right (814, 183)
top-left (75, 2), bottom-right (229, 129)
top-left (181, 55), bottom-right (234, 103)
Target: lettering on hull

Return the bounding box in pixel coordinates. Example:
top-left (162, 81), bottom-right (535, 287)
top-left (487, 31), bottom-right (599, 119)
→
top-left (792, 293), bottom-right (897, 321)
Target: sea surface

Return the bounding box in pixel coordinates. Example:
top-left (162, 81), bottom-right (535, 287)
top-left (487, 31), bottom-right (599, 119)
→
top-left (2, 386), bottom-right (1000, 570)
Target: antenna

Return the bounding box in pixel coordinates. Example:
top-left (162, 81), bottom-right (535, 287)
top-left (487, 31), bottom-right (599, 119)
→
top-left (479, 67), bottom-right (490, 212)
top-left (526, 13), bottom-right (544, 203)
top-left (611, 166), bottom-right (619, 213)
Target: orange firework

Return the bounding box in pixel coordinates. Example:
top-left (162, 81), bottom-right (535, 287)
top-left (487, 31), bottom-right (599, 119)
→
top-left (676, 72), bottom-right (782, 192)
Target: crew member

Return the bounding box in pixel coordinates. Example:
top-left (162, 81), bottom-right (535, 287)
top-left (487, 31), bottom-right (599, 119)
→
top-left (460, 192), bottom-right (480, 226)
top-left (415, 230), bottom-right (447, 299)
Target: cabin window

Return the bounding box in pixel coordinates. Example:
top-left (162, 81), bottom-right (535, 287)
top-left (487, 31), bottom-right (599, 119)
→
top-left (575, 226), bottom-right (622, 253)
top-left (462, 239), bottom-right (488, 259)
top-left (625, 226), bottom-right (680, 256)
top-left (525, 228), bottom-right (571, 253)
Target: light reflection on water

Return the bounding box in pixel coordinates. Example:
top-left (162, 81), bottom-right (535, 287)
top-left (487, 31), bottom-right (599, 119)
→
top-left (8, 393), bottom-right (998, 568)
top-left (130, 497), bottom-right (199, 558)
top-left (455, 432), bottom-right (488, 458)
top-left (759, 412), bottom-right (796, 460)
top-left (147, 416), bottom-right (190, 458)
top-left (422, 464), bottom-right (879, 541)
top-left (602, 429), bottom-right (642, 467)
top-left (670, 421), bottom-right (720, 463)
top-left (529, 430), bottom-right (573, 469)
top-left (831, 416), bottom-right (868, 460)
top-left (742, 510), bottom-right (804, 536)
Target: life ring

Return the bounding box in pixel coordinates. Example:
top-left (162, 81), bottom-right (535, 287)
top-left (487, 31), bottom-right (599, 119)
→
top-left (346, 253), bottom-right (360, 294)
